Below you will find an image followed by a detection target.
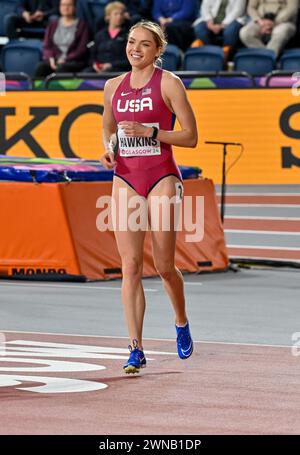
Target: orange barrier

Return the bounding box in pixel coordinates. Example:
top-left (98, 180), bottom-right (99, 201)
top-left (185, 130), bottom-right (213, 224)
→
top-left (0, 179), bottom-right (228, 280)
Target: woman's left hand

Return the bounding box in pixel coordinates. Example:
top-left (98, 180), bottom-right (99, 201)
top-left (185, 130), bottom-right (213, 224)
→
top-left (118, 121), bottom-right (152, 137)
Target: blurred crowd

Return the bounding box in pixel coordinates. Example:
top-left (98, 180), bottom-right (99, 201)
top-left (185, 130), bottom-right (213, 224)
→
top-left (0, 0), bottom-right (299, 76)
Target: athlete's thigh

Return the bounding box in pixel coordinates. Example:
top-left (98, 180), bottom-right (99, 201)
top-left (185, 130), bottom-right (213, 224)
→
top-left (147, 175), bottom-right (183, 262)
top-left (112, 175), bottom-right (147, 260)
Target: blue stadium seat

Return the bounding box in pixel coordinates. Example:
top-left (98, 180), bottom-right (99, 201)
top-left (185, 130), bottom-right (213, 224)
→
top-left (21, 26), bottom-right (45, 38)
top-left (280, 49), bottom-right (300, 70)
top-left (1, 39), bottom-right (43, 77)
top-left (0, 0), bottom-right (17, 36)
top-left (234, 48), bottom-right (276, 76)
top-left (88, 0), bottom-right (108, 31)
top-left (162, 44), bottom-right (182, 71)
top-left (183, 46), bottom-right (224, 71)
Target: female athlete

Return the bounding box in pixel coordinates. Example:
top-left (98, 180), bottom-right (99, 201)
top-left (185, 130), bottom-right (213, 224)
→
top-left (101, 20), bottom-right (198, 374)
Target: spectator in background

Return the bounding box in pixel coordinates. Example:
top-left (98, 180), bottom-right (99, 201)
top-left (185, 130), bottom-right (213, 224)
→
top-left (99, 1), bottom-right (145, 32)
top-left (193, 0), bottom-right (247, 54)
top-left (85, 1), bottom-right (131, 73)
top-left (35, 0), bottom-right (89, 77)
top-left (152, 0), bottom-right (198, 51)
top-left (77, 0), bottom-right (153, 33)
top-left (5, 0), bottom-right (59, 40)
top-left (240, 0), bottom-right (299, 57)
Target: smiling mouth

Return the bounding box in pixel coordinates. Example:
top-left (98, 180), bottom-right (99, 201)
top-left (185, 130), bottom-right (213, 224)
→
top-left (130, 53), bottom-right (143, 59)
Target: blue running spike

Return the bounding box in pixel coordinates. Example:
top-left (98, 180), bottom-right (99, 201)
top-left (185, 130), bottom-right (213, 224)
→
top-left (123, 339), bottom-right (147, 374)
top-left (175, 321), bottom-right (194, 359)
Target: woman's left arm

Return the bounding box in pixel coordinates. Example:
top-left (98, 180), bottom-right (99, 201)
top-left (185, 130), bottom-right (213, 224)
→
top-left (158, 71), bottom-right (198, 147)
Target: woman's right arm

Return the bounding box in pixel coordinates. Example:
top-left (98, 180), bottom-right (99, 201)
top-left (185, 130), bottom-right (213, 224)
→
top-left (101, 78), bottom-right (118, 169)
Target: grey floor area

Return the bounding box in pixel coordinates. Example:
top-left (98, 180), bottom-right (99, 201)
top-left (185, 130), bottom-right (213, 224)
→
top-left (1, 267), bottom-right (299, 347)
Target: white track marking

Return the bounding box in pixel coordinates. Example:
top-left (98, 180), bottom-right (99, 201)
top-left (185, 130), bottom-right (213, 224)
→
top-left (0, 282), bottom-right (157, 292)
top-left (227, 244), bottom-right (300, 251)
top-left (219, 204), bottom-right (300, 208)
top-left (225, 216), bottom-right (300, 220)
top-left (225, 229), bottom-right (300, 235)
top-left (216, 192), bottom-right (300, 196)
top-left (229, 255), bottom-right (300, 263)
top-left (2, 330), bottom-right (294, 349)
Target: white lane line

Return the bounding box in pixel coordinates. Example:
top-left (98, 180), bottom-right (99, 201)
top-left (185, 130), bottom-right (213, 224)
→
top-left (0, 282), bottom-right (203, 292)
top-left (219, 204), bottom-right (300, 208)
top-left (225, 216), bottom-right (300, 221)
top-left (227, 244), bottom-right (300, 251)
top-left (225, 229), bottom-right (300, 235)
top-left (217, 192), bottom-right (300, 196)
top-left (0, 281), bottom-right (203, 290)
top-left (0, 282), bottom-right (157, 292)
top-left (2, 329), bottom-right (294, 349)
top-left (229, 255), bottom-right (300, 264)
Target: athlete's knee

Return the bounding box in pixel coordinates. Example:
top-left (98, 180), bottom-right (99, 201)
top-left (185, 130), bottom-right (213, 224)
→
top-left (122, 258), bottom-right (143, 279)
top-left (155, 262), bottom-right (177, 281)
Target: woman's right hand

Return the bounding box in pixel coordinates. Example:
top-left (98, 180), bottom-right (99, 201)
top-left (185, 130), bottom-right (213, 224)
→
top-left (93, 62), bottom-right (101, 73)
top-left (22, 11), bottom-right (32, 23)
top-left (100, 151), bottom-right (116, 169)
top-left (50, 58), bottom-right (57, 70)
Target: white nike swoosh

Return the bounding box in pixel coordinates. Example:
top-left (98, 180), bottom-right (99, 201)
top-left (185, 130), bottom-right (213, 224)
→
top-left (121, 91), bottom-right (132, 96)
top-left (181, 342), bottom-right (193, 355)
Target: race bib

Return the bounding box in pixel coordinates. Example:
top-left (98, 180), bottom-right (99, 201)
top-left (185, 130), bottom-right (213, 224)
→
top-left (118, 122), bottom-right (161, 157)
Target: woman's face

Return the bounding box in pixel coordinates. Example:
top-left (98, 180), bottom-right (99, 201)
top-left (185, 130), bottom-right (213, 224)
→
top-left (126, 27), bottom-right (160, 69)
top-left (60, 0), bottom-right (75, 18)
top-left (107, 7), bottom-right (125, 28)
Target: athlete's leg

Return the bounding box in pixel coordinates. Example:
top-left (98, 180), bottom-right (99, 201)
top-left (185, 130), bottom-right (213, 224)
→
top-left (148, 175), bottom-right (187, 326)
top-left (112, 176), bottom-right (147, 349)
